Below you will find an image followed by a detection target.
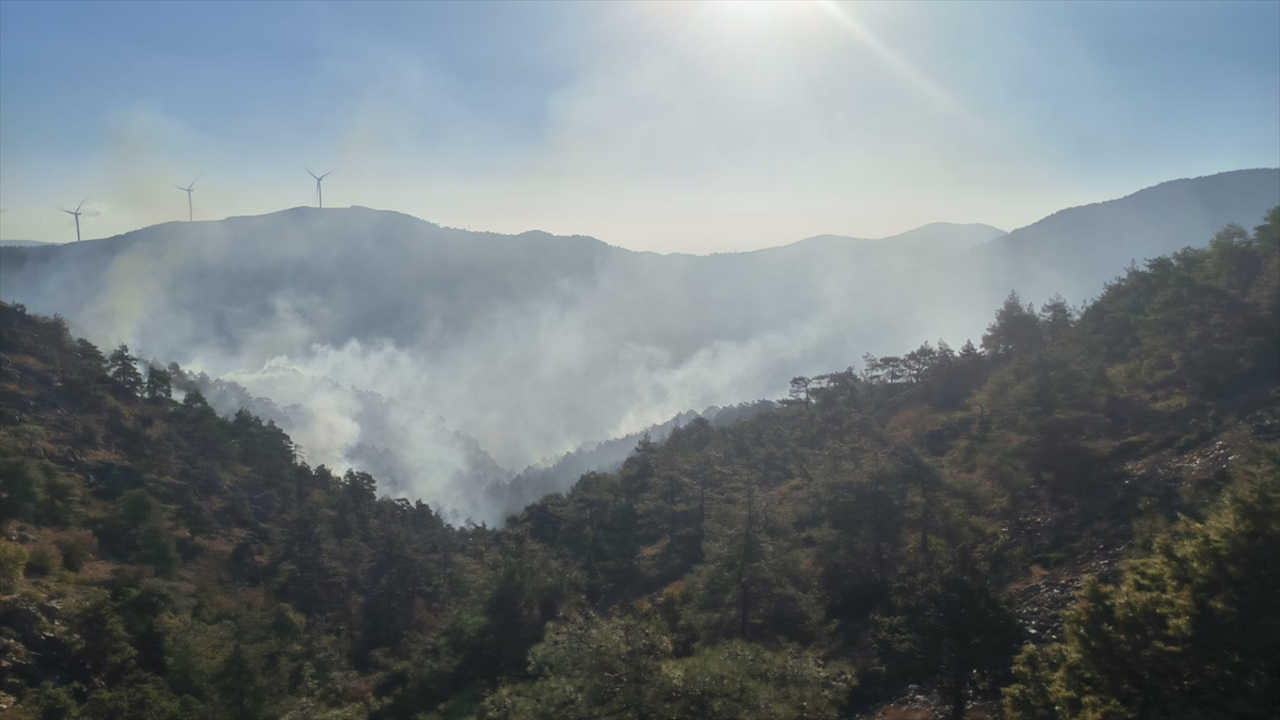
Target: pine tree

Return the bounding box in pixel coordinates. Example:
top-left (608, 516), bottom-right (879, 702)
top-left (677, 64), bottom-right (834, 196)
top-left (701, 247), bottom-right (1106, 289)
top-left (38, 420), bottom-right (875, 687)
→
top-left (144, 364), bottom-right (172, 400)
top-left (1004, 453), bottom-right (1280, 718)
top-left (106, 344), bottom-right (143, 395)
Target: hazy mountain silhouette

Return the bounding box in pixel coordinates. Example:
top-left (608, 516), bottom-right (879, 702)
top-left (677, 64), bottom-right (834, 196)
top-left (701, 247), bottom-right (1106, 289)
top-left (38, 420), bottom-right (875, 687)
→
top-left (787, 222), bottom-right (1007, 254)
top-left (2, 168), bottom-right (1275, 521)
top-left (984, 168), bottom-right (1280, 303)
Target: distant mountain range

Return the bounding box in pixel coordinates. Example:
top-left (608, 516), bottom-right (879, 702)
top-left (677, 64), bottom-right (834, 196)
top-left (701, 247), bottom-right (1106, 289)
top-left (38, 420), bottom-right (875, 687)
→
top-left (985, 168), bottom-right (1280, 303)
top-left (788, 222), bottom-right (1007, 254)
top-left (3, 168), bottom-right (1276, 521)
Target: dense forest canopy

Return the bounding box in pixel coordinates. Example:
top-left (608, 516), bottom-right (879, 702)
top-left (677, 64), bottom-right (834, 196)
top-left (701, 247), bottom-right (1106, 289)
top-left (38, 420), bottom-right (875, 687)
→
top-left (1, 209), bottom-right (1278, 718)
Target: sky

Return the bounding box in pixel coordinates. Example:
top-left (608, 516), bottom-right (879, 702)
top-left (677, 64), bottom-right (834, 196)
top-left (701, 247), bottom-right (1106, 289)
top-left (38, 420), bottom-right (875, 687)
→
top-left (1, 0), bottom-right (1277, 253)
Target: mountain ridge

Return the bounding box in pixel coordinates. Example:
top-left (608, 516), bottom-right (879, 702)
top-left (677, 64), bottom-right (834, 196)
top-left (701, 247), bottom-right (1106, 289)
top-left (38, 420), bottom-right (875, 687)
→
top-left (1000, 168), bottom-right (1280, 237)
top-left (14, 168), bottom-right (1272, 259)
top-left (0, 210), bottom-right (1275, 716)
top-left (2, 169), bottom-right (1276, 522)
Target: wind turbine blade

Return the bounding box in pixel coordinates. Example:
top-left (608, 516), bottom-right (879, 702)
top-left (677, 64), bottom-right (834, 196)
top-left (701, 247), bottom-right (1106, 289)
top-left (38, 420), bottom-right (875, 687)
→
top-left (76, 199), bottom-right (85, 212)
top-left (307, 168), bottom-right (318, 179)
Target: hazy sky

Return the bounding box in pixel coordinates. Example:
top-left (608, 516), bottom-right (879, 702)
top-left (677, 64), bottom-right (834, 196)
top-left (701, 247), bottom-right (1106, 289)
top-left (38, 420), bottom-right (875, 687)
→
top-left (2, 1), bottom-right (1277, 253)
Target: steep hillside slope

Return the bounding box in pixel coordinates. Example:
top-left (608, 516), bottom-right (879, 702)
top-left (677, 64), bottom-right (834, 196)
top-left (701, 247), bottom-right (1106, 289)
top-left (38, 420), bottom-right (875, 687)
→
top-left (2, 170), bottom-right (1276, 524)
top-left (986, 168), bottom-right (1280, 302)
top-left (1, 210), bottom-right (1276, 719)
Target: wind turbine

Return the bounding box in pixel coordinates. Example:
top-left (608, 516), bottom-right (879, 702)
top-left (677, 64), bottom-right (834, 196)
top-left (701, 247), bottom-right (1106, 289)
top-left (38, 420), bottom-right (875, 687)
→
top-left (175, 179), bottom-right (196, 221)
top-left (306, 168), bottom-right (332, 208)
top-left (62, 200), bottom-right (85, 243)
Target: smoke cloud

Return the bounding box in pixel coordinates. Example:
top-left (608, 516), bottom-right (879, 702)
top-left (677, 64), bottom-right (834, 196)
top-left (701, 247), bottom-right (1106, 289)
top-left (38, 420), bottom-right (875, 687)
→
top-left (3, 169), bottom-right (1275, 523)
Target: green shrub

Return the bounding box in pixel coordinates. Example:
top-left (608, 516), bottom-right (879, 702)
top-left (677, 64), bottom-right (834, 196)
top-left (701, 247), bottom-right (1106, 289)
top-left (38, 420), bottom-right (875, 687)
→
top-left (1, 459), bottom-right (41, 523)
top-left (139, 524), bottom-right (178, 577)
top-left (25, 681), bottom-right (80, 720)
top-left (0, 540), bottom-right (29, 592)
top-left (38, 475), bottom-right (79, 526)
top-left (57, 530), bottom-right (98, 572)
top-left (24, 542), bottom-right (61, 577)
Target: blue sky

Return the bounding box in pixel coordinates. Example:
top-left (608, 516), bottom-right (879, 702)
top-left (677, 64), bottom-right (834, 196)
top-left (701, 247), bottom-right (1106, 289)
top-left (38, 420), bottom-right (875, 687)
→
top-left (2, 1), bottom-right (1277, 252)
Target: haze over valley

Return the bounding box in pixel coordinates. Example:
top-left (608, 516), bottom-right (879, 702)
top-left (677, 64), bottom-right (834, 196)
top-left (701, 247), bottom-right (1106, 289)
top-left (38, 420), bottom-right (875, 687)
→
top-left (4, 168), bottom-right (1276, 522)
top-left (4, 2), bottom-right (1280, 718)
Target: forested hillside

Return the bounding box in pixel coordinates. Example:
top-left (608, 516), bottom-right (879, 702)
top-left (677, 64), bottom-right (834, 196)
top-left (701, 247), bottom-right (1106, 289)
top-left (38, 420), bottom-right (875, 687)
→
top-left (1, 210), bottom-right (1277, 719)
top-left (3, 171), bottom-right (1275, 526)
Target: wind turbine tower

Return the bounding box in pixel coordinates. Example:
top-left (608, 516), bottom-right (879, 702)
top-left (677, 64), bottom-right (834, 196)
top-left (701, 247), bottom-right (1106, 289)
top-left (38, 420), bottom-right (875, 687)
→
top-left (62, 201), bottom-right (84, 243)
top-left (175, 179), bottom-right (196, 221)
top-left (307, 168), bottom-right (332, 208)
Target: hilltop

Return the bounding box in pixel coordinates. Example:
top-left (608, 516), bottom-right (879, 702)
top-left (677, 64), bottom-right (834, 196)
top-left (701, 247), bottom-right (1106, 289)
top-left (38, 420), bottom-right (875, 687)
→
top-left (788, 222), bottom-right (1008, 253)
top-left (986, 168), bottom-right (1280, 302)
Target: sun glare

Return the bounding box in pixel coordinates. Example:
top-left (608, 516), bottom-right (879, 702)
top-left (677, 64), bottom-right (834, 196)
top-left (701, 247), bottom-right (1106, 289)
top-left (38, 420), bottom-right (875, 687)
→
top-left (710, 0), bottom-right (805, 31)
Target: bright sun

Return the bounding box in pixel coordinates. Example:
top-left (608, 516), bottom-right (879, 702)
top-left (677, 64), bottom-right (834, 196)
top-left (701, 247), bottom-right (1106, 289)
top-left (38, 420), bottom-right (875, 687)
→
top-left (704, 0), bottom-right (818, 38)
